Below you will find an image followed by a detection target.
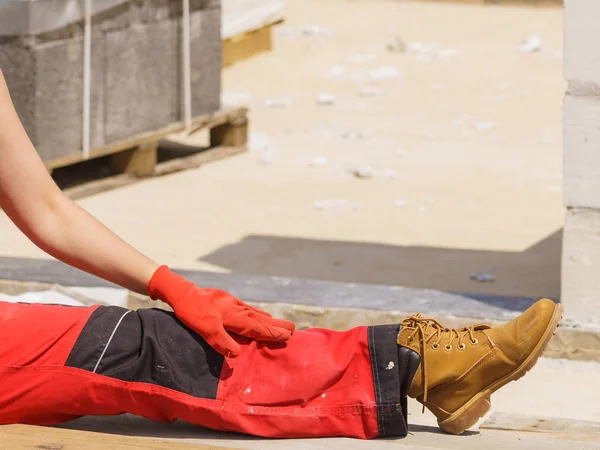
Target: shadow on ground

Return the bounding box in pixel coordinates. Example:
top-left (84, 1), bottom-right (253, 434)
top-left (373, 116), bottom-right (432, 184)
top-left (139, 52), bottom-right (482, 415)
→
top-left (406, 424), bottom-right (479, 437)
top-left (56, 414), bottom-right (273, 440)
top-left (199, 230), bottom-right (562, 300)
top-left (56, 415), bottom-right (480, 441)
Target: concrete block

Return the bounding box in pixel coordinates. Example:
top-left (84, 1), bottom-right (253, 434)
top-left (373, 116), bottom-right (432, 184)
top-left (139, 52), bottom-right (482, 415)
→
top-left (105, 19), bottom-right (179, 142)
top-left (190, 8), bottom-right (222, 116)
top-left (565, 0), bottom-right (600, 95)
top-left (0, 37), bottom-right (36, 141)
top-left (131, 0), bottom-right (214, 23)
top-left (0, 36), bottom-right (105, 162)
top-left (34, 37), bottom-right (105, 162)
top-left (563, 95), bottom-right (600, 209)
top-left (562, 207), bottom-right (600, 323)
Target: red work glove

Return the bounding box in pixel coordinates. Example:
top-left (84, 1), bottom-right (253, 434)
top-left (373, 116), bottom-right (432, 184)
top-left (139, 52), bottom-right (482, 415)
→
top-left (147, 266), bottom-right (295, 357)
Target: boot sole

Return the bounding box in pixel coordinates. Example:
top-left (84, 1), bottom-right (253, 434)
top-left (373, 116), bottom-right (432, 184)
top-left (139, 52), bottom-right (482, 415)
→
top-left (436, 302), bottom-right (564, 435)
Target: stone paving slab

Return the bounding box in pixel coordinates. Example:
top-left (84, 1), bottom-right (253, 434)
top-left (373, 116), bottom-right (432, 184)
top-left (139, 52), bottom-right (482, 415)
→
top-left (0, 256), bottom-right (598, 362)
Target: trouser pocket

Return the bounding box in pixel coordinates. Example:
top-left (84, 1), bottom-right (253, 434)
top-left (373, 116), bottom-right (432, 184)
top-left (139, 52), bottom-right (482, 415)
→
top-left (65, 306), bottom-right (224, 399)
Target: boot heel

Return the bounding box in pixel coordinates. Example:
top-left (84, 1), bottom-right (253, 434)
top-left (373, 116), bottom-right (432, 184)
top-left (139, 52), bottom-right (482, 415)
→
top-left (438, 395), bottom-right (491, 435)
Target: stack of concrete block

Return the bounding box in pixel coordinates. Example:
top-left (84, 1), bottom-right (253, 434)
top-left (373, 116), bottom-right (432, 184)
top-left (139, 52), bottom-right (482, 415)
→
top-left (563, 0), bottom-right (600, 324)
top-left (0, 0), bottom-right (221, 164)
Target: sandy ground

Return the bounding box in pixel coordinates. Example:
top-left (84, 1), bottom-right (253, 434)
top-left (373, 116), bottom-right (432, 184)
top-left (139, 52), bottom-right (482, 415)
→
top-left (0, 0), bottom-right (565, 299)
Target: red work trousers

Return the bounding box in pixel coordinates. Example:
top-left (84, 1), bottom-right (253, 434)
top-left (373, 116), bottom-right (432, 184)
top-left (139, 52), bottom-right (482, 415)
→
top-left (0, 302), bottom-right (419, 439)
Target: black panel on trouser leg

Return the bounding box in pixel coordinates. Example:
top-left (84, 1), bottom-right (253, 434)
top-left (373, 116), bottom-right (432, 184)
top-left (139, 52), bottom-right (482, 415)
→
top-left (65, 306), bottom-right (135, 373)
top-left (66, 306), bottom-right (224, 399)
top-left (368, 324), bottom-right (420, 438)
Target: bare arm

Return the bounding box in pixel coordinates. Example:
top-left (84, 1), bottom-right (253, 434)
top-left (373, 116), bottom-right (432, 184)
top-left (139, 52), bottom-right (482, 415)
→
top-left (0, 69), bottom-right (158, 294)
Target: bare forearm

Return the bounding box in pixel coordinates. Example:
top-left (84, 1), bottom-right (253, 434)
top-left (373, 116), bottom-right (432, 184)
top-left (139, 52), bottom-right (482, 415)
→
top-left (31, 196), bottom-right (159, 294)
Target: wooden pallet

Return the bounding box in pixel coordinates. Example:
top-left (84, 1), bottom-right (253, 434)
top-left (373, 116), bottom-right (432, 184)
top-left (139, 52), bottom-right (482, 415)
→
top-left (47, 107), bottom-right (248, 200)
top-left (222, 21), bottom-right (281, 68)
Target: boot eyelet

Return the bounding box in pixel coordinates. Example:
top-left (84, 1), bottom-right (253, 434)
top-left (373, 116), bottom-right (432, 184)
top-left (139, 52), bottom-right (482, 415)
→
top-left (471, 338), bottom-right (478, 345)
top-left (445, 344), bottom-right (452, 351)
top-left (458, 343), bottom-right (466, 350)
top-left (432, 343), bottom-right (439, 350)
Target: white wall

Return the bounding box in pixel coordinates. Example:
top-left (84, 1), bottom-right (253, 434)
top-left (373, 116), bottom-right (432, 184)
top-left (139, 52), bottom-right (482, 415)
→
top-left (563, 0), bottom-right (600, 323)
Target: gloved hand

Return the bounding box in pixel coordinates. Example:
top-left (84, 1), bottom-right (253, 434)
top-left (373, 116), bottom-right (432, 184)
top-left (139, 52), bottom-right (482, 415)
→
top-left (147, 266), bottom-right (295, 357)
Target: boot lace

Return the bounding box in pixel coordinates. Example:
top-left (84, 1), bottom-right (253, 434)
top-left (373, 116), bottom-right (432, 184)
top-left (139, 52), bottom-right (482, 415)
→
top-left (400, 314), bottom-right (491, 411)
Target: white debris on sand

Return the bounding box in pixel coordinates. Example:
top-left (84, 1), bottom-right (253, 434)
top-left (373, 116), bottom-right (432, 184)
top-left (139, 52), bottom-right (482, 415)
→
top-left (324, 66), bottom-right (401, 83)
top-left (325, 65), bottom-right (348, 78)
top-left (393, 200), bottom-right (408, 207)
top-left (409, 42), bottom-right (437, 54)
top-left (496, 82), bottom-right (513, 91)
top-left (314, 199), bottom-right (361, 211)
top-left (368, 66), bottom-right (402, 81)
top-left (316, 93), bottom-right (336, 106)
top-left (424, 198), bottom-right (435, 204)
top-left (381, 169), bottom-right (398, 180)
top-left (221, 90), bottom-right (251, 107)
top-left (430, 82), bottom-right (442, 89)
top-left (437, 48), bottom-right (459, 59)
top-left (301, 24), bottom-right (334, 37)
top-left (395, 148), bottom-right (406, 158)
top-left (341, 131), bottom-right (366, 141)
top-left (359, 86), bottom-right (385, 97)
top-left (264, 96), bottom-right (292, 108)
top-left (474, 121), bottom-right (496, 132)
top-left (386, 37), bottom-right (407, 53)
top-left (517, 35), bottom-right (543, 53)
top-left (249, 132), bottom-right (277, 165)
top-left (248, 131), bottom-right (272, 152)
top-left (346, 165), bottom-right (376, 179)
top-left (309, 156), bottom-right (328, 167)
top-left (408, 42), bottom-right (459, 60)
top-left (346, 165), bottom-right (398, 180)
top-left (470, 272), bottom-right (496, 282)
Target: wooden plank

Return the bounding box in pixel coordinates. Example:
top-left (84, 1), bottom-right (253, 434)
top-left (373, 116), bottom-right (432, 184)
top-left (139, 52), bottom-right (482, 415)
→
top-left (210, 117), bottom-right (249, 148)
top-left (222, 24), bottom-right (275, 68)
top-left (62, 145), bottom-right (246, 201)
top-left (154, 145), bottom-right (246, 177)
top-left (0, 424), bottom-right (239, 450)
top-left (481, 412), bottom-right (600, 439)
top-left (110, 141), bottom-right (158, 177)
top-left (46, 107), bottom-right (248, 171)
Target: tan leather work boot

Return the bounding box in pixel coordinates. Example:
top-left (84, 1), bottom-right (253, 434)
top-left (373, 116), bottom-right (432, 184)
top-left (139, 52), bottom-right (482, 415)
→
top-left (397, 298), bottom-right (563, 435)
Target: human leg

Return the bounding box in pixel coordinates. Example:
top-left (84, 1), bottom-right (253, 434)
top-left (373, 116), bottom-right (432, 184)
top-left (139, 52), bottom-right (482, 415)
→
top-left (0, 302), bottom-right (419, 439)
